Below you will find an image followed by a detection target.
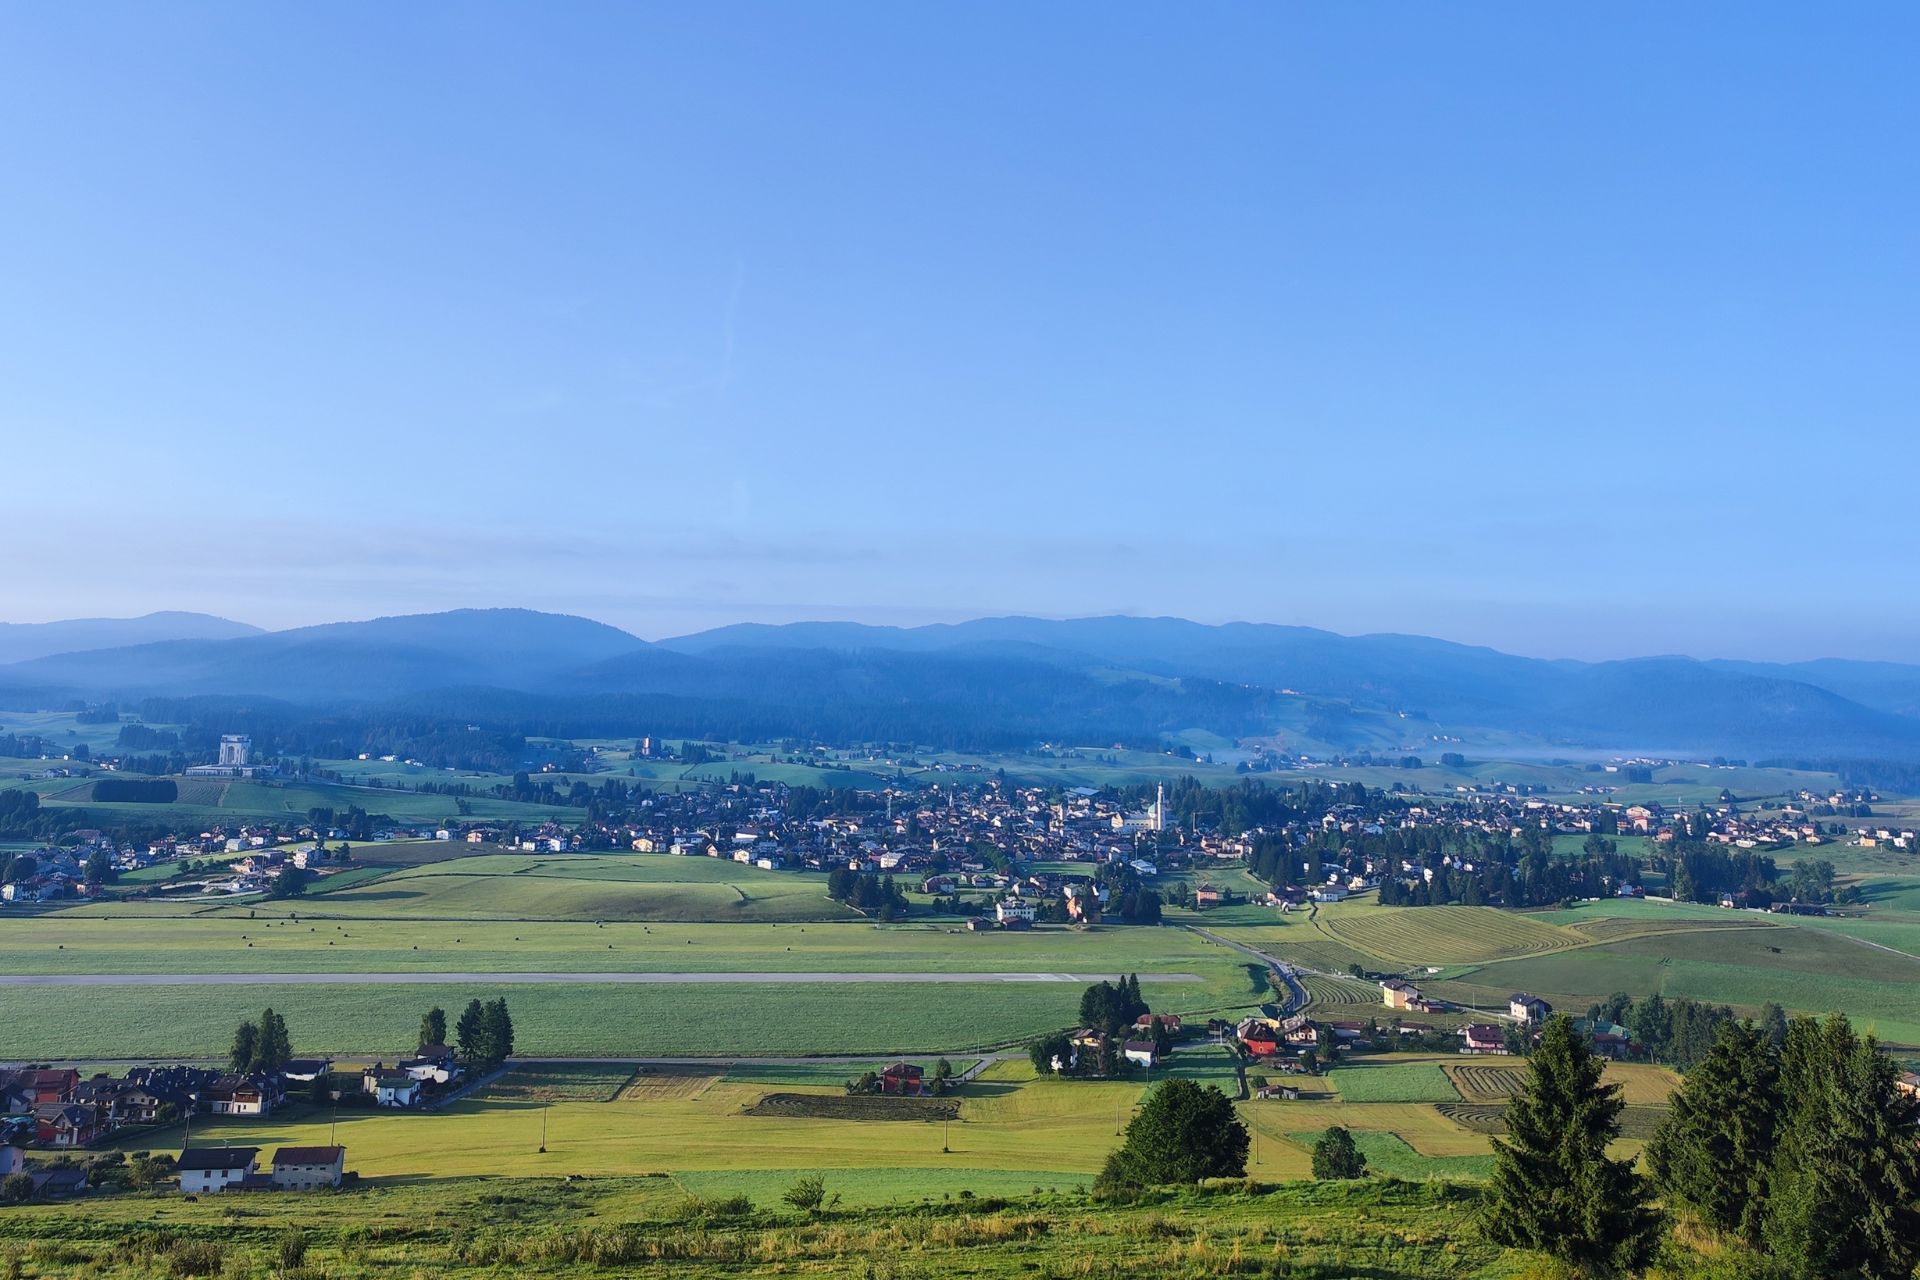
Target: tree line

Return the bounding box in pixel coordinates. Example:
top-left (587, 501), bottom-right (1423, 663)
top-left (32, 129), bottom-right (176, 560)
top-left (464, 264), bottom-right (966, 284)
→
top-left (1647, 1013), bottom-right (1919, 1277)
top-left (824, 868), bottom-right (909, 918)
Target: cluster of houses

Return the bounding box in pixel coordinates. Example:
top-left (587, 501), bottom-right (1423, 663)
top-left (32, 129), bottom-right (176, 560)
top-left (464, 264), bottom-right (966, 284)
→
top-left (0, 1066), bottom-right (289, 1150)
top-left (0, 844), bottom-right (91, 904)
top-left (1228, 987), bottom-right (1572, 1068)
top-left (1049, 1014), bottom-right (1185, 1074)
top-left (618, 782), bottom-right (1191, 885)
top-left (0, 821), bottom-right (359, 908)
top-left (0, 1046), bottom-right (461, 1154)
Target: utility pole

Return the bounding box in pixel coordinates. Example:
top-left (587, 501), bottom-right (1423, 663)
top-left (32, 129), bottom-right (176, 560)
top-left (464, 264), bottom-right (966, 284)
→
top-left (539, 1101), bottom-right (549, 1153)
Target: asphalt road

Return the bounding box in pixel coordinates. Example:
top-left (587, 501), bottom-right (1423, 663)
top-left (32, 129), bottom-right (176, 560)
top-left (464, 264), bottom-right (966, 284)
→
top-left (1186, 925), bottom-right (1311, 1014)
top-left (0, 970), bottom-right (1204, 987)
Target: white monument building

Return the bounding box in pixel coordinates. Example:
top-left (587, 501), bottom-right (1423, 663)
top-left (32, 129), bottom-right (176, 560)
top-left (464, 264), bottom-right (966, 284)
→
top-left (187, 735), bottom-right (263, 778)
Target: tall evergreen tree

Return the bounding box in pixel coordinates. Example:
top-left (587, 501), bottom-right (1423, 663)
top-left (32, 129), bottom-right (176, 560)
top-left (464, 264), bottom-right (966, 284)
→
top-left (1764, 1014), bottom-right (1920, 1279)
top-left (419, 1006), bottom-right (447, 1049)
top-left (1647, 1019), bottom-right (1780, 1244)
top-left (482, 998), bottom-right (514, 1064)
top-left (1122, 974), bottom-right (1147, 1023)
top-left (1670, 858), bottom-right (1696, 903)
top-left (254, 1008), bottom-right (292, 1072)
top-left (455, 998), bottom-right (486, 1062)
top-left (1482, 1015), bottom-right (1660, 1277)
top-left (228, 1020), bottom-right (258, 1073)
top-left (1757, 1002), bottom-right (1788, 1051)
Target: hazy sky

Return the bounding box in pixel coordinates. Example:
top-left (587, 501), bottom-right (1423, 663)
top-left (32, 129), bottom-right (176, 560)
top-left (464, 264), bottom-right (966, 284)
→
top-left (3, 5), bottom-right (1917, 660)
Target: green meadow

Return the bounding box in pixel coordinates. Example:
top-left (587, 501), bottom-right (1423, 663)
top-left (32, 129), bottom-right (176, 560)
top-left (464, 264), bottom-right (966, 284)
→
top-left (0, 978), bottom-right (1230, 1061)
top-left (1230, 894), bottom-right (1920, 1049)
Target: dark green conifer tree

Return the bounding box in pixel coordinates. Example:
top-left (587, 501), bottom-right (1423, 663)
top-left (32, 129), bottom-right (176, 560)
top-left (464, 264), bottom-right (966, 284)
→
top-left (1764, 1014), bottom-right (1920, 1279)
top-left (1647, 1019), bottom-right (1780, 1244)
top-left (1482, 1015), bottom-right (1660, 1277)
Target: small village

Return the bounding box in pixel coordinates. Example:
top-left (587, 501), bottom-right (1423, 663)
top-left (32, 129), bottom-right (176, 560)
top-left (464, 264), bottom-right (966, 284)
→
top-left (0, 1035), bottom-right (490, 1202)
top-left (4, 741), bottom-right (1914, 918)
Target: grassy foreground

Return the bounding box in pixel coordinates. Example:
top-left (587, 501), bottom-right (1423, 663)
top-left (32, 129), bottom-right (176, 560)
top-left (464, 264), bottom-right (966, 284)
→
top-left (0, 1176), bottom-right (1522, 1279)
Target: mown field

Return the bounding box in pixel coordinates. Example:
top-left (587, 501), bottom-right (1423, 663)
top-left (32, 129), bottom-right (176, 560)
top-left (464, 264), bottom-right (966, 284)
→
top-left (2, 855), bottom-right (1266, 1057)
top-left (1431, 919), bottom-right (1920, 1047)
top-left (1326, 1063), bottom-right (1460, 1104)
top-left (1223, 893), bottom-right (1920, 1048)
top-left (1312, 902), bottom-right (1586, 966)
top-left (0, 977), bottom-right (1240, 1061)
top-left (304, 852), bottom-right (859, 922)
top-left (0, 913), bottom-right (1248, 978)
top-left (8, 770), bottom-right (579, 826)
top-left (0, 927), bottom-right (1252, 1059)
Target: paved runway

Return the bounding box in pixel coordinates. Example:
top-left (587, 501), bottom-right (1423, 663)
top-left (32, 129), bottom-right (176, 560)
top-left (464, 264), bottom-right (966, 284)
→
top-left (0, 970), bottom-right (1203, 987)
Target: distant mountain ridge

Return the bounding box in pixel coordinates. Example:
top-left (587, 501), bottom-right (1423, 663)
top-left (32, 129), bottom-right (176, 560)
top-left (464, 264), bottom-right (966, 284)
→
top-left (0, 612), bottom-right (261, 665)
top-left (2, 608), bottom-right (1919, 759)
top-left (2, 609), bottom-right (641, 702)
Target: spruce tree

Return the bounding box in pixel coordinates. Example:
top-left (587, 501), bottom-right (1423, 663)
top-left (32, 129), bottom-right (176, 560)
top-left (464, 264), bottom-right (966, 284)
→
top-left (229, 1019), bottom-right (258, 1073)
top-left (253, 1008), bottom-right (292, 1072)
top-left (1670, 858), bottom-right (1696, 903)
top-left (1758, 1002), bottom-right (1788, 1050)
top-left (1646, 1019), bottom-right (1779, 1244)
top-left (482, 998), bottom-right (514, 1064)
top-left (455, 999), bottom-right (486, 1061)
top-left (1764, 1014), bottom-right (1920, 1279)
top-left (1482, 1015), bottom-right (1660, 1277)
top-left (419, 1006), bottom-right (447, 1050)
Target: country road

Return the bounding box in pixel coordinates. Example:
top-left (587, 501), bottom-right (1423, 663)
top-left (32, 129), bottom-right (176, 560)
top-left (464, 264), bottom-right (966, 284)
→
top-left (1185, 926), bottom-right (1310, 1014)
top-left (0, 970), bottom-right (1204, 988)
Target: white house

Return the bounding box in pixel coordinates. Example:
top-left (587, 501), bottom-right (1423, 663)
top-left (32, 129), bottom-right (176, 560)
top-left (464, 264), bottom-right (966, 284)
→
top-left (399, 1044), bottom-right (460, 1086)
top-left (0, 1144), bottom-right (23, 1177)
top-left (994, 897), bottom-right (1036, 925)
top-left (372, 1073), bottom-right (422, 1108)
top-left (270, 1145), bottom-right (345, 1191)
top-left (1508, 993), bottom-right (1552, 1024)
top-left (177, 1146), bottom-right (258, 1193)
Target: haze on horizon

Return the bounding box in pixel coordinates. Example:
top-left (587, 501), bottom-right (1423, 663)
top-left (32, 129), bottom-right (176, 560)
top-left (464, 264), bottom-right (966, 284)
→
top-left (3, 5), bottom-right (1917, 664)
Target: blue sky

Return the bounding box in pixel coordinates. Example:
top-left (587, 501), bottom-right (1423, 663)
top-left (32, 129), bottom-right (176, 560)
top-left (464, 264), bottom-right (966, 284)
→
top-left (2, 4), bottom-right (1916, 660)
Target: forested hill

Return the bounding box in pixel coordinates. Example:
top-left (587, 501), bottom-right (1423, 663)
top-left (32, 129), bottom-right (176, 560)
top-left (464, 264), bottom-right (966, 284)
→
top-left (0, 611), bottom-right (260, 665)
top-left (4, 609), bottom-right (1920, 759)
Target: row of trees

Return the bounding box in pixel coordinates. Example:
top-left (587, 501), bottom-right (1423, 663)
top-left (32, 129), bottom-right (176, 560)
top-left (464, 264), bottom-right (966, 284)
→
top-left (1655, 843), bottom-right (1778, 903)
top-left (824, 869), bottom-right (909, 918)
top-left (1584, 991), bottom-right (1764, 1070)
top-left (1648, 1013), bottom-right (1920, 1277)
top-left (1483, 1012), bottom-right (1919, 1279)
top-left (417, 1001), bottom-right (514, 1066)
top-left (1077, 976), bottom-right (1149, 1037)
top-left (452, 999), bottom-right (515, 1067)
top-left (228, 1009), bottom-right (294, 1074)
